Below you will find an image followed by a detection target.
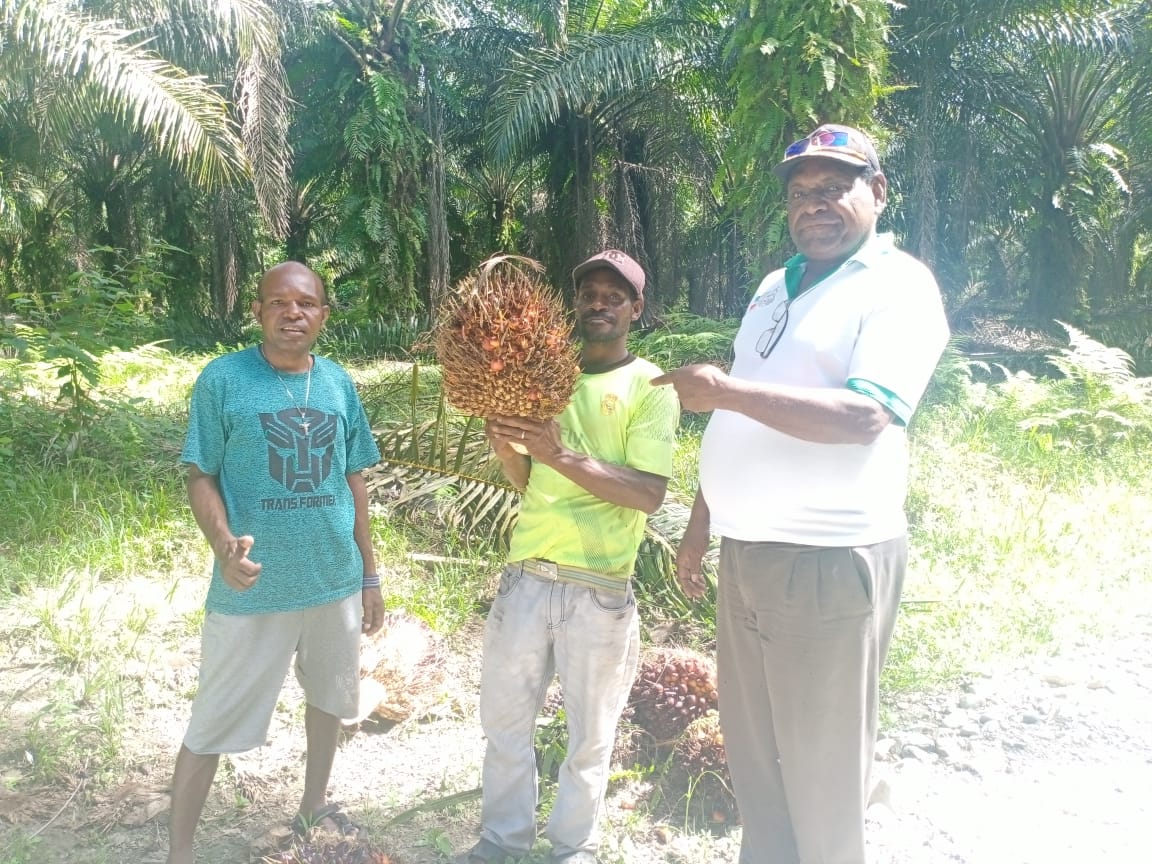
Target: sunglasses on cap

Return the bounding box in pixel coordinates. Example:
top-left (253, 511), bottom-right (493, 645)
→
top-left (783, 129), bottom-right (872, 163)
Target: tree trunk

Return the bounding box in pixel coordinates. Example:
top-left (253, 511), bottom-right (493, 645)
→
top-left (721, 219), bottom-right (746, 317)
top-left (425, 86), bottom-right (450, 314)
top-left (211, 195), bottom-right (241, 322)
top-left (1027, 199), bottom-right (1084, 322)
top-left (911, 76), bottom-right (938, 269)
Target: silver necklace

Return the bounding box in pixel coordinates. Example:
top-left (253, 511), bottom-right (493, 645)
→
top-left (261, 346), bottom-right (314, 433)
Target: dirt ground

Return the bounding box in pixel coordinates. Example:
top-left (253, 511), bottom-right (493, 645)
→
top-left (1, 575), bottom-right (1149, 864)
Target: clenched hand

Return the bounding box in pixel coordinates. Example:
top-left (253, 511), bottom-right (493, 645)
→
top-left (216, 535), bottom-right (262, 591)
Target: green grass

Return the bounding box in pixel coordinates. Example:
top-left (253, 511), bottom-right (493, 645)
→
top-left (4, 570), bottom-right (181, 787)
top-left (0, 829), bottom-right (43, 864)
top-left (885, 344), bottom-right (1152, 693)
top-left (2, 338), bottom-right (1152, 718)
top-left (0, 339), bottom-right (1149, 864)
top-left (371, 516), bottom-right (501, 634)
top-left (0, 467), bottom-right (202, 596)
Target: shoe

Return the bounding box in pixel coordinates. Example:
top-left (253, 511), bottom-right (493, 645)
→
top-left (455, 837), bottom-right (518, 864)
top-left (290, 802), bottom-right (363, 840)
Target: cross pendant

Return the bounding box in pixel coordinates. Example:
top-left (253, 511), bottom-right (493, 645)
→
top-left (301, 422), bottom-right (310, 434)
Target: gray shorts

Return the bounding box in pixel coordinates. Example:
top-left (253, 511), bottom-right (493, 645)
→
top-left (183, 593), bottom-right (362, 755)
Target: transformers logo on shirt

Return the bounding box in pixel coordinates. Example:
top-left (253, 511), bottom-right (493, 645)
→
top-left (259, 408), bottom-right (335, 494)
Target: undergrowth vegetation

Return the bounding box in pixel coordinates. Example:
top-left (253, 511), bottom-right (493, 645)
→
top-left (3, 324), bottom-right (1151, 668)
top-left (1, 324), bottom-right (1151, 860)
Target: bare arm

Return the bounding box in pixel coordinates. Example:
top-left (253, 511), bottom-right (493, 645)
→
top-left (541, 451), bottom-right (668, 514)
top-left (347, 471), bottom-right (383, 635)
top-left (488, 416), bottom-right (668, 514)
top-left (652, 364), bottom-right (892, 445)
top-left (674, 489), bottom-right (711, 598)
top-left (187, 464), bottom-right (261, 590)
top-left (347, 472), bottom-right (377, 577)
top-left (187, 465), bottom-right (230, 552)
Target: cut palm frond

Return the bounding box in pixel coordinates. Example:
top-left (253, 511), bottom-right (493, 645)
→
top-left (365, 364), bottom-right (520, 550)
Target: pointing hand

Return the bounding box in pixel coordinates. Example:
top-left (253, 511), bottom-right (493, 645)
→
top-left (651, 364), bottom-right (730, 413)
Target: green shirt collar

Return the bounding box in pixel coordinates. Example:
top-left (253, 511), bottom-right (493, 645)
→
top-left (783, 232), bottom-right (894, 298)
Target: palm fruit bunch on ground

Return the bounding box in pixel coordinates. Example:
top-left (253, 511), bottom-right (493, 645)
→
top-left (350, 610), bottom-right (446, 727)
top-left (672, 710), bottom-right (737, 829)
top-left (262, 838), bottom-right (401, 864)
top-left (540, 681), bottom-right (565, 717)
top-left (435, 254), bottom-right (580, 419)
top-left (627, 648), bottom-right (719, 742)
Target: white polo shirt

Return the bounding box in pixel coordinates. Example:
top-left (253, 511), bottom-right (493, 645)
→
top-left (699, 233), bottom-right (948, 546)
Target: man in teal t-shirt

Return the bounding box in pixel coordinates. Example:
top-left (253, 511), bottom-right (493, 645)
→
top-left (457, 250), bottom-right (680, 864)
top-left (166, 262), bottom-right (383, 864)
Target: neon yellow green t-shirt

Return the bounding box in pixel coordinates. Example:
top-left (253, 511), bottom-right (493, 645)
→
top-left (507, 356), bottom-right (679, 582)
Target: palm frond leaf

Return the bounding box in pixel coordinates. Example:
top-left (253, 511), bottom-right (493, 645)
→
top-left (485, 21), bottom-right (716, 164)
top-left (6, 0), bottom-right (247, 188)
top-left (367, 407), bottom-right (522, 549)
top-left (634, 498), bottom-right (716, 626)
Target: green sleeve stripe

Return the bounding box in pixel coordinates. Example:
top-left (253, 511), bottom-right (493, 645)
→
top-left (847, 377), bottom-right (911, 426)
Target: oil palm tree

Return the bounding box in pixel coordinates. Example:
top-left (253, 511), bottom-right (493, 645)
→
top-left (886, 0), bottom-right (1152, 320)
top-left (885, 0), bottom-right (1042, 282)
top-left (0, 1), bottom-right (247, 190)
top-left (0, 0), bottom-right (293, 320)
top-left (458, 0), bottom-right (728, 308)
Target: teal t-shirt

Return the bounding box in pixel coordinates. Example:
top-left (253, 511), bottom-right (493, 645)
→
top-left (181, 346), bottom-right (381, 615)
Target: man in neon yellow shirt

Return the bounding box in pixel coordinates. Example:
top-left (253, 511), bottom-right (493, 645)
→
top-left (457, 250), bottom-right (680, 864)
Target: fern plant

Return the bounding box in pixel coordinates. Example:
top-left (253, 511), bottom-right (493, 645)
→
top-left (630, 313), bottom-right (739, 371)
top-left (1019, 321), bottom-right (1152, 455)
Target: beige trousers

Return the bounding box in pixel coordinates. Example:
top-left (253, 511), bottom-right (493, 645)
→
top-left (183, 592), bottom-right (362, 755)
top-left (716, 537), bottom-right (906, 864)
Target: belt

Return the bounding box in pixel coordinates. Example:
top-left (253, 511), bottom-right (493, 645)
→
top-left (520, 559), bottom-right (562, 580)
top-left (516, 559), bottom-right (628, 593)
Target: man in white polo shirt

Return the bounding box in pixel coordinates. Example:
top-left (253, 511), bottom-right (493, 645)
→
top-left (654, 124), bottom-right (948, 864)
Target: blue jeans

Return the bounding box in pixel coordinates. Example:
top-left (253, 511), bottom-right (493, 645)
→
top-left (477, 562), bottom-right (640, 857)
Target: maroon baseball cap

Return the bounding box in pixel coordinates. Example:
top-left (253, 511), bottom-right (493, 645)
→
top-left (772, 124), bottom-right (881, 180)
top-left (572, 249), bottom-right (645, 299)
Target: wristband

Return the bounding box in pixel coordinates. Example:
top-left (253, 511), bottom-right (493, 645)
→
top-left (362, 574), bottom-right (381, 590)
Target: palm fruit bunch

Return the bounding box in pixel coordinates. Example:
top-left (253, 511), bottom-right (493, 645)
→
top-left (540, 681), bottom-right (565, 718)
top-left (672, 712), bottom-right (738, 831)
top-left (435, 254), bottom-right (580, 419)
top-left (627, 648), bottom-right (719, 742)
top-left (352, 610), bottom-right (446, 726)
top-left (263, 838), bottom-right (401, 864)
top-left (612, 718), bottom-right (660, 770)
